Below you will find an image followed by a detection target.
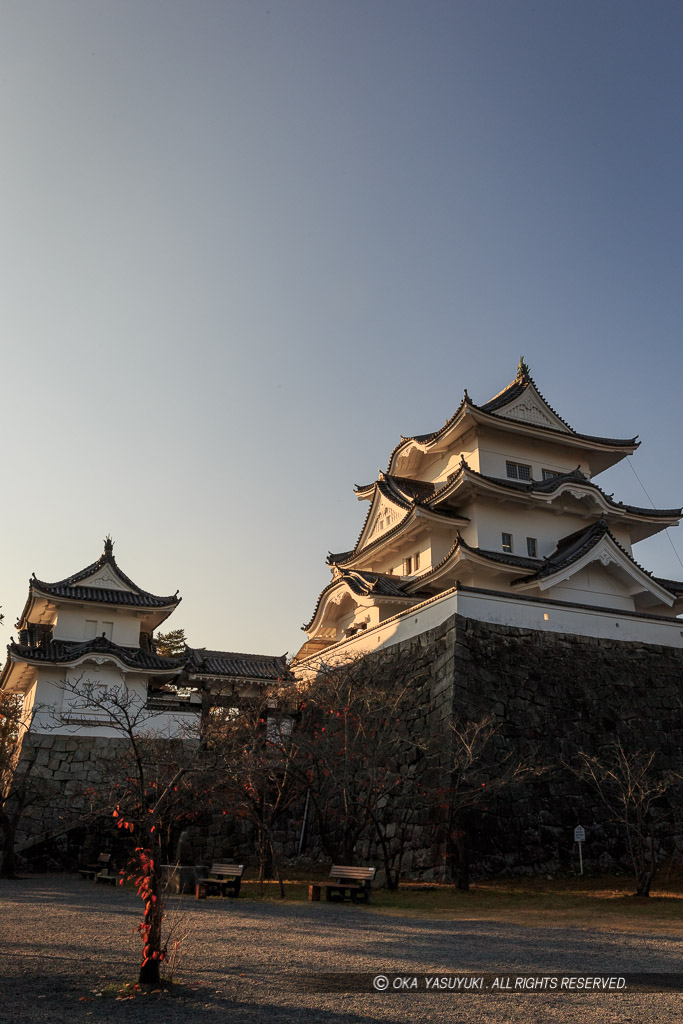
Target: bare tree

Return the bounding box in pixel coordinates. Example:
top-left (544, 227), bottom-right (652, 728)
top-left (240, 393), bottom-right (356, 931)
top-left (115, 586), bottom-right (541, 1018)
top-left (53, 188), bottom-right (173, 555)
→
top-left (294, 649), bottom-right (432, 877)
top-left (60, 678), bottom-right (206, 985)
top-left (204, 688), bottom-right (300, 897)
top-left (570, 743), bottom-right (680, 897)
top-left (0, 692), bottom-right (48, 879)
top-left (441, 715), bottom-right (545, 890)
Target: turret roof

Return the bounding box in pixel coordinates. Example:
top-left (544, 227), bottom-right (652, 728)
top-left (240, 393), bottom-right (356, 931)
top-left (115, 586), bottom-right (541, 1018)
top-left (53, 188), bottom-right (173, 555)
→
top-left (22, 537), bottom-right (180, 622)
top-left (386, 368), bottom-right (638, 473)
top-left (5, 634), bottom-right (183, 673)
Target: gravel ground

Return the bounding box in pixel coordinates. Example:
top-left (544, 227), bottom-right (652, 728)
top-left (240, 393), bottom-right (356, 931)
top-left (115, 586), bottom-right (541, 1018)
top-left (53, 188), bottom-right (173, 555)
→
top-left (0, 874), bottom-right (681, 1023)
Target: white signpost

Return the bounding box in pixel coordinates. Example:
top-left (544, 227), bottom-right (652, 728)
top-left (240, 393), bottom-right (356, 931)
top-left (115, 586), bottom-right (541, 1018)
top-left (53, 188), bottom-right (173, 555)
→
top-left (574, 825), bottom-right (586, 874)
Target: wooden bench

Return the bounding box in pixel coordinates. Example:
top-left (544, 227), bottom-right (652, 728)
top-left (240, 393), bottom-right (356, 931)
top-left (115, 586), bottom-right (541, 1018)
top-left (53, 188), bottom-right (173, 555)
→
top-left (195, 862), bottom-right (244, 899)
top-left (313, 865), bottom-right (376, 904)
top-left (78, 852), bottom-right (117, 885)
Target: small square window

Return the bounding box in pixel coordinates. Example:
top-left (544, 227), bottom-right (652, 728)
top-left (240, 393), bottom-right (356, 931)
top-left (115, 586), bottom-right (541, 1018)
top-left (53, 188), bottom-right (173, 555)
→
top-left (403, 557), bottom-right (412, 575)
top-left (527, 537), bottom-right (538, 558)
top-left (542, 468), bottom-right (561, 480)
top-left (506, 461), bottom-right (531, 481)
top-left (414, 551), bottom-right (420, 571)
top-left (502, 533), bottom-right (513, 553)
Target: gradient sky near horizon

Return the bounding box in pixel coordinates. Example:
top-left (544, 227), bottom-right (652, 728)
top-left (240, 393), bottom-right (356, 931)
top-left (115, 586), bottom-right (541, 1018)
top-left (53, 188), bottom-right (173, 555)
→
top-left (1, 0), bottom-right (682, 657)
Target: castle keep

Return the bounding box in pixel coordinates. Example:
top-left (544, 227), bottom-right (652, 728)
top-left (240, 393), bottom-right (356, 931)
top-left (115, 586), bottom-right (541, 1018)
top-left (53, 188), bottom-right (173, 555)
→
top-left (3, 363), bottom-right (683, 877)
top-left (296, 362), bottom-right (683, 663)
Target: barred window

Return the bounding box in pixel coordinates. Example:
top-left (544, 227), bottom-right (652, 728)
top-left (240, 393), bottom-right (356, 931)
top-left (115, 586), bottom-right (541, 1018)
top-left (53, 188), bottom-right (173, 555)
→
top-left (506, 461), bottom-right (531, 481)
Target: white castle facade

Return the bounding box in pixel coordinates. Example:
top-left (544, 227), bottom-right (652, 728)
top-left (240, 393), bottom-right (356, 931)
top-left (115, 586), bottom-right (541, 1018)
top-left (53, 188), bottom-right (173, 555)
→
top-left (296, 362), bottom-right (683, 664)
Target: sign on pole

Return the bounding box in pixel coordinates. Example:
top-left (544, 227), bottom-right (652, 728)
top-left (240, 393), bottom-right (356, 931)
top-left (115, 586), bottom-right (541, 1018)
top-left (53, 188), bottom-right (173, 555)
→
top-left (574, 825), bottom-right (585, 874)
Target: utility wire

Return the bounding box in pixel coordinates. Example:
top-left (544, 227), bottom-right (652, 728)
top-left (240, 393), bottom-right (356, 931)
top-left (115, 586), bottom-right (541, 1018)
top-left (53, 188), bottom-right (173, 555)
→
top-left (626, 457), bottom-right (683, 573)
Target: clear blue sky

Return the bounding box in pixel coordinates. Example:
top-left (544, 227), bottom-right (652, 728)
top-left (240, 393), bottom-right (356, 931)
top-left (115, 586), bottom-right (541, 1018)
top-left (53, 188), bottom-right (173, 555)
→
top-left (1, 0), bottom-right (682, 657)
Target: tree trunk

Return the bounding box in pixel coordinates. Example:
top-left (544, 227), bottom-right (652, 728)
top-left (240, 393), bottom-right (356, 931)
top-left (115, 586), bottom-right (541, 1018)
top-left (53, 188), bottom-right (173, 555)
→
top-left (257, 829), bottom-right (268, 891)
top-left (455, 832), bottom-right (470, 891)
top-left (137, 861), bottom-right (164, 986)
top-left (269, 838), bottom-right (285, 899)
top-left (635, 871), bottom-right (652, 897)
top-left (0, 811), bottom-right (17, 879)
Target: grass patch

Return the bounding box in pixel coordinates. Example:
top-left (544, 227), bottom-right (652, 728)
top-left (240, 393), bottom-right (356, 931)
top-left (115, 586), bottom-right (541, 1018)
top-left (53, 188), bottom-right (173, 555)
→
top-left (233, 871), bottom-right (683, 935)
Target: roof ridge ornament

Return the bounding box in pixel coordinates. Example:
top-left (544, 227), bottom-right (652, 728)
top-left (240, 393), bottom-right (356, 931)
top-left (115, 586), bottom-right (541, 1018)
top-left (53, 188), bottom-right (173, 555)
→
top-left (516, 356), bottom-right (530, 381)
top-left (103, 535), bottom-right (114, 559)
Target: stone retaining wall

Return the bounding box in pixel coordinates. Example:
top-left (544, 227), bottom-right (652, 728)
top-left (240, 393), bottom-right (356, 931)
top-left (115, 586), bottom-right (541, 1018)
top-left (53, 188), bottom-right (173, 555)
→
top-left (9, 613), bottom-right (683, 880)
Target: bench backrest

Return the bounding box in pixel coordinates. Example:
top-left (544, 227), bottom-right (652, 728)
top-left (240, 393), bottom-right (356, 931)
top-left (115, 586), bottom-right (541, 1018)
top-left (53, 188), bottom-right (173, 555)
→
top-left (208, 862), bottom-right (244, 878)
top-left (329, 865), bottom-right (376, 882)
top-left (97, 853), bottom-right (111, 866)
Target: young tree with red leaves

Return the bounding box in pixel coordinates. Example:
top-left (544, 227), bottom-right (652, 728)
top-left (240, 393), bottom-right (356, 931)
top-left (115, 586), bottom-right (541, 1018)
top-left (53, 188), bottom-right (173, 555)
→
top-left (62, 678), bottom-right (207, 986)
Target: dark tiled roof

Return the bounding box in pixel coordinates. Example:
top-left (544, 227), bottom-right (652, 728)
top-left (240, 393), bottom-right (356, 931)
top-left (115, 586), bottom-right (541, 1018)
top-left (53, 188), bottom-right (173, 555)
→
top-left (422, 532), bottom-right (541, 580)
top-left (516, 521), bottom-right (611, 582)
top-left (386, 373), bottom-right (638, 474)
top-left (355, 476), bottom-right (437, 502)
top-left (343, 570), bottom-right (414, 598)
top-left (510, 520), bottom-right (663, 587)
top-left (653, 577), bottom-right (683, 596)
top-left (464, 545), bottom-right (542, 571)
top-left (327, 502), bottom-right (468, 567)
top-left (385, 394), bottom-right (469, 472)
top-left (428, 463), bottom-right (681, 520)
top-left (481, 374), bottom-right (638, 446)
top-left (327, 549), bottom-right (355, 565)
top-left (184, 648), bottom-right (290, 680)
top-left (30, 539), bottom-right (180, 610)
top-left (31, 584), bottom-right (179, 608)
top-left (302, 570), bottom-right (427, 632)
top-left (479, 378), bottom-right (530, 414)
top-left (386, 475), bottom-right (438, 502)
top-left (8, 635), bottom-right (183, 672)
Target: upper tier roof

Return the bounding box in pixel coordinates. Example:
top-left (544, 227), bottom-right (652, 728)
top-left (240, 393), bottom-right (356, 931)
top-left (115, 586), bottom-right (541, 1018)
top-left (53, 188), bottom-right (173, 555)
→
top-left (387, 366), bottom-right (639, 476)
top-left (18, 537), bottom-right (180, 628)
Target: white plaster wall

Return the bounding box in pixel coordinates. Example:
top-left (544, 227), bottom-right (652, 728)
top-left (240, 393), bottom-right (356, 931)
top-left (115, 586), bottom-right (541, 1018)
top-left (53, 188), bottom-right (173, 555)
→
top-left (472, 502), bottom-right (586, 558)
top-left (426, 444), bottom-right (479, 482)
top-left (474, 427), bottom-right (592, 480)
top-left (546, 566), bottom-right (636, 611)
top-left (29, 664), bottom-right (197, 738)
top-left (299, 588), bottom-right (683, 676)
top-left (54, 606), bottom-right (141, 646)
top-left (429, 525), bottom-right (461, 566)
top-left (31, 668), bottom-right (68, 730)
